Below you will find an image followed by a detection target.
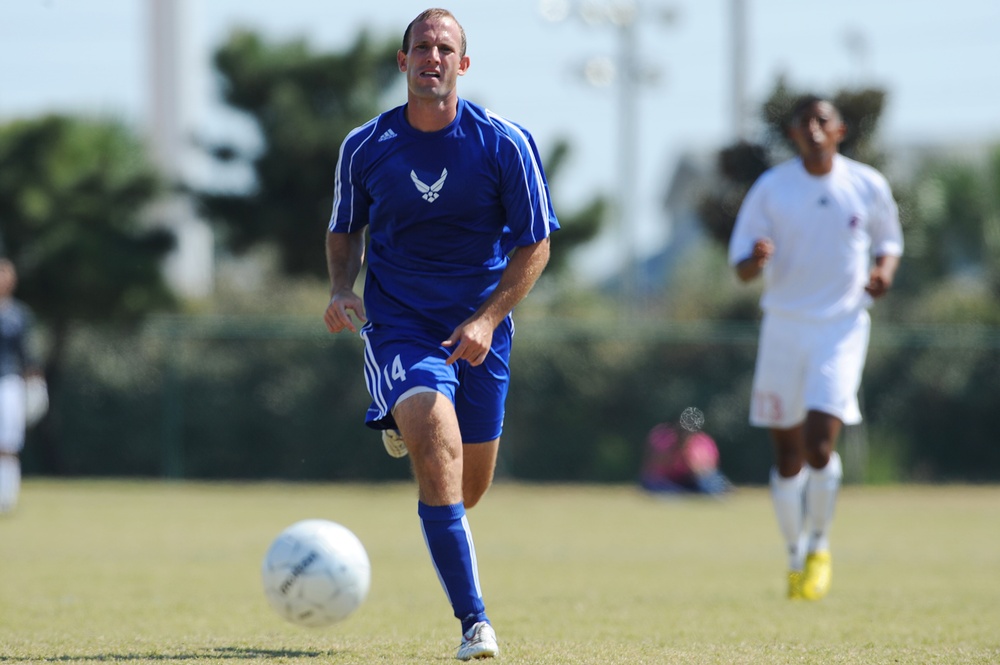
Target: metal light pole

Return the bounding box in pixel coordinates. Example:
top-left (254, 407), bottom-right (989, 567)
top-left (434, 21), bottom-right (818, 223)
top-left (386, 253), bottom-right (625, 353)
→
top-left (730, 0), bottom-right (749, 141)
top-left (541, 0), bottom-right (676, 310)
top-left (613, 2), bottom-right (640, 306)
top-left (147, 0), bottom-right (214, 301)
top-left (149, 0), bottom-right (182, 174)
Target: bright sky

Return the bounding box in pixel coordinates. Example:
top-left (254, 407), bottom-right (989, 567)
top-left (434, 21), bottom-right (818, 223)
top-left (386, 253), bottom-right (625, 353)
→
top-left (2, 0), bottom-right (999, 273)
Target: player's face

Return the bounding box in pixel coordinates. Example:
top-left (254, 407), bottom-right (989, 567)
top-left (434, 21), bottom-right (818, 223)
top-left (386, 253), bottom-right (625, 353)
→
top-left (789, 101), bottom-right (845, 163)
top-left (397, 16), bottom-right (469, 101)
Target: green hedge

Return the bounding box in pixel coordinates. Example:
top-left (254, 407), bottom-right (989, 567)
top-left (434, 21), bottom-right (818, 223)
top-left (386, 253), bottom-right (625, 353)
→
top-left (23, 318), bottom-right (1000, 484)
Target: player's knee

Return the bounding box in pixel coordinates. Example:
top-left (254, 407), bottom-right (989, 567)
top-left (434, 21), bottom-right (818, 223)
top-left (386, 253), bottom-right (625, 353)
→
top-left (772, 442), bottom-right (804, 476)
top-left (463, 489), bottom-right (486, 510)
top-left (806, 447), bottom-right (833, 470)
top-left (804, 436), bottom-right (836, 468)
top-left (463, 473), bottom-right (494, 509)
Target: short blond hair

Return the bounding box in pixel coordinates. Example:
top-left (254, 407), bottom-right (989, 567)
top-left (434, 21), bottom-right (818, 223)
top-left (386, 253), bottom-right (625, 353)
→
top-left (401, 8), bottom-right (466, 57)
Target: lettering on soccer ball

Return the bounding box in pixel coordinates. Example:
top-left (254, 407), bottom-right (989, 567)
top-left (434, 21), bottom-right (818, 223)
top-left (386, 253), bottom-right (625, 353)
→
top-left (280, 550), bottom-right (319, 595)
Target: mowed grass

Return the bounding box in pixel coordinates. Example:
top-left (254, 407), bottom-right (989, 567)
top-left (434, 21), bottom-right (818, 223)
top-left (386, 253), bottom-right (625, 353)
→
top-left (1, 481), bottom-right (998, 664)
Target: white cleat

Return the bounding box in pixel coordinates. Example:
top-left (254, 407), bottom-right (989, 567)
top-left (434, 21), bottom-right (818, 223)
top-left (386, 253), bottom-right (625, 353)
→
top-left (381, 428), bottom-right (408, 458)
top-left (456, 621), bottom-right (498, 661)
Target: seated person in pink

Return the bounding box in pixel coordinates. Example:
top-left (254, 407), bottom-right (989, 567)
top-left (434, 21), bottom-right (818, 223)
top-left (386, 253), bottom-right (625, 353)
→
top-left (640, 422), bottom-right (732, 495)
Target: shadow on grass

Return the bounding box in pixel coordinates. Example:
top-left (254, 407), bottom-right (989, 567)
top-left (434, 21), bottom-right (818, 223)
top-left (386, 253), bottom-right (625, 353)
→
top-left (0, 646), bottom-right (349, 662)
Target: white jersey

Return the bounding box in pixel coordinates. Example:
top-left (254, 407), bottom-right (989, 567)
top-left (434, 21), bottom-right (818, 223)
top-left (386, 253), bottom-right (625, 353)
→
top-left (728, 154), bottom-right (903, 321)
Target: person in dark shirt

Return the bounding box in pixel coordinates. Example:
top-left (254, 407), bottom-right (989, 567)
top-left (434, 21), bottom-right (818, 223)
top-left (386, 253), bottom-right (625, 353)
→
top-left (0, 258), bottom-right (44, 514)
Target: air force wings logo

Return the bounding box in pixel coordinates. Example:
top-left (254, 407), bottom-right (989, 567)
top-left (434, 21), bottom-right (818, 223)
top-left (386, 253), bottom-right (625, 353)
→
top-left (411, 168), bottom-right (448, 202)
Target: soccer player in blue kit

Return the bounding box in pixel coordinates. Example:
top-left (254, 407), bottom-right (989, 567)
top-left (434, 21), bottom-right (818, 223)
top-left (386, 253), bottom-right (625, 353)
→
top-left (323, 8), bottom-right (558, 660)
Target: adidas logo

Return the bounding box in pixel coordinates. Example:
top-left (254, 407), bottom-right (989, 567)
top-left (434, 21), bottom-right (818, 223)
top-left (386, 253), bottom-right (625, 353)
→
top-left (378, 128), bottom-right (398, 143)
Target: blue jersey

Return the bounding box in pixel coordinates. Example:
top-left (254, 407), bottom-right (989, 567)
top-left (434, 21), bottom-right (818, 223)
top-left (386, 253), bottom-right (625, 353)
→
top-left (329, 98), bottom-right (559, 336)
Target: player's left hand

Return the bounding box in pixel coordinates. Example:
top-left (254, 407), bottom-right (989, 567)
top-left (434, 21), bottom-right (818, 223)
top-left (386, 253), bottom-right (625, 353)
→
top-left (865, 267), bottom-right (893, 298)
top-left (442, 317), bottom-right (493, 366)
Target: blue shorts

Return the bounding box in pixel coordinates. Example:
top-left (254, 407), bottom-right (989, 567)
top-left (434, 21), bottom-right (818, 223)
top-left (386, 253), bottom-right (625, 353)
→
top-left (358, 320), bottom-right (513, 443)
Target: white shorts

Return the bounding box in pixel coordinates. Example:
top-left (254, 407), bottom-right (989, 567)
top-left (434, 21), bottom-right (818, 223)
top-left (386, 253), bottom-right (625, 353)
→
top-left (749, 310), bottom-right (870, 429)
top-left (0, 374), bottom-right (26, 453)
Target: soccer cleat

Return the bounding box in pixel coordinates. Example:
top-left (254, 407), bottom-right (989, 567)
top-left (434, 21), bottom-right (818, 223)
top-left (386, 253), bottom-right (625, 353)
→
top-left (787, 570), bottom-right (805, 600)
top-left (456, 621), bottom-right (499, 661)
top-left (801, 551), bottom-right (832, 600)
top-left (381, 428), bottom-right (408, 458)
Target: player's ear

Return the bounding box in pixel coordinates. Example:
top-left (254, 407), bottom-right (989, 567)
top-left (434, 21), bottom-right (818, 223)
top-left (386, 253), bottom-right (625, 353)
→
top-left (835, 120), bottom-right (847, 141)
top-left (458, 54), bottom-right (471, 76)
top-left (397, 50), bottom-right (407, 72)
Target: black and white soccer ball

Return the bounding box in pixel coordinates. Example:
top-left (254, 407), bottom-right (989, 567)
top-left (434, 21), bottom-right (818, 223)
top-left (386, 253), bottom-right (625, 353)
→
top-left (261, 519), bottom-right (371, 627)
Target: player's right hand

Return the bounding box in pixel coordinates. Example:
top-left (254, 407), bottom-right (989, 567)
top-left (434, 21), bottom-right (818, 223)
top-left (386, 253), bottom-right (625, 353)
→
top-left (442, 316), bottom-right (493, 367)
top-left (324, 290), bottom-right (367, 334)
top-left (751, 238), bottom-right (774, 265)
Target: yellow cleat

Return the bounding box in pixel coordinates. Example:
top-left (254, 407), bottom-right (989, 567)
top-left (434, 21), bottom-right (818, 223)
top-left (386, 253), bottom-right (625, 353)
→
top-left (787, 570), bottom-right (805, 600)
top-left (802, 551), bottom-right (832, 600)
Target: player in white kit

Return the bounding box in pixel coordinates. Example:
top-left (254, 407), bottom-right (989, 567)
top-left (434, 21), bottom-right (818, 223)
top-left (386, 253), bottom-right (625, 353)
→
top-left (728, 95), bottom-right (903, 600)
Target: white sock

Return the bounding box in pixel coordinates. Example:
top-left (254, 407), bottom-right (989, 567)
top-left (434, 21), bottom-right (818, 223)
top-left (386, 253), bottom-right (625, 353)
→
top-left (806, 451), bottom-right (843, 554)
top-left (770, 466), bottom-right (808, 571)
top-left (0, 455), bottom-right (20, 513)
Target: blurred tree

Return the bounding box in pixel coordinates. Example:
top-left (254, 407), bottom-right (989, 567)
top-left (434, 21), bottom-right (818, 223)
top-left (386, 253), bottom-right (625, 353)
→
top-left (0, 114), bottom-right (175, 471)
top-left (760, 79), bottom-right (887, 165)
top-left (541, 138), bottom-right (606, 276)
top-left (693, 77), bottom-right (889, 320)
top-left (697, 77), bottom-right (888, 252)
top-left (196, 28), bottom-right (603, 281)
top-left (862, 145), bottom-right (1000, 481)
top-left (194, 29), bottom-right (401, 278)
top-left (890, 144), bottom-right (1000, 320)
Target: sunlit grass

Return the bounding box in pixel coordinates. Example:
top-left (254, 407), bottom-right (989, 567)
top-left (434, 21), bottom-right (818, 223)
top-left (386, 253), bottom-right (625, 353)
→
top-left (1, 480), bottom-right (998, 663)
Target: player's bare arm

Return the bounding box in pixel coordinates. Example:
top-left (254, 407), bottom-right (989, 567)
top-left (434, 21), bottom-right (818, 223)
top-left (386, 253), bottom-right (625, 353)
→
top-left (324, 229), bottom-right (368, 334)
top-left (865, 253), bottom-right (901, 298)
top-left (735, 237), bottom-right (774, 282)
top-left (443, 237), bottom-right (551, 366)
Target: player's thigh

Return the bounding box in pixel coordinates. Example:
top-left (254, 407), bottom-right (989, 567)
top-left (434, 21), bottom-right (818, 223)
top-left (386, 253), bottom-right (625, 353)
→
top-left (360, 324), bottom-right (459, 429)
top-left (393, 390), bottom-right (466, 505)
top-left (0, 374), bottom-right (26, 452)
top-left (750, 316), bottom-right (807, 428)
top-left (462, 438), bottom-right (499, 508)
top-left (393, 390), bottom-right (463, 454)
top-left (804, 311), bottom-right (870, 425)
top-left (463, 439), bottom-right (498, 475)
top-left (454, 328), bottom-right (511, 444)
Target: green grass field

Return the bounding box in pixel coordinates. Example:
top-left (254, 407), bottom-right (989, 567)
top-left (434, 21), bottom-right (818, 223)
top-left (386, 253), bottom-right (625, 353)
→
top-left (1, 480), bottom-right (998, 664)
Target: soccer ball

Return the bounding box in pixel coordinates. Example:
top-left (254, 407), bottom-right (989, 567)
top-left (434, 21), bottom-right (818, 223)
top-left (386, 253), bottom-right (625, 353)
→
top-left (261, 519), bottom-right (371, 627)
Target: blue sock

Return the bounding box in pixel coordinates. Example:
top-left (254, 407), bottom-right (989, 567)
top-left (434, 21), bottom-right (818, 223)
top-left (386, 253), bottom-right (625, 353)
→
top-left (418, 501), bottom-right (489, 633)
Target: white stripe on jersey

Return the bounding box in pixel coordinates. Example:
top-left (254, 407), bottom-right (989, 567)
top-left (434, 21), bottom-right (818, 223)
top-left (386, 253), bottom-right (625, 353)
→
top-left (329, 118), bottom-right (380, 233)
top-left (485, 109), bottom-right (552, 243)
